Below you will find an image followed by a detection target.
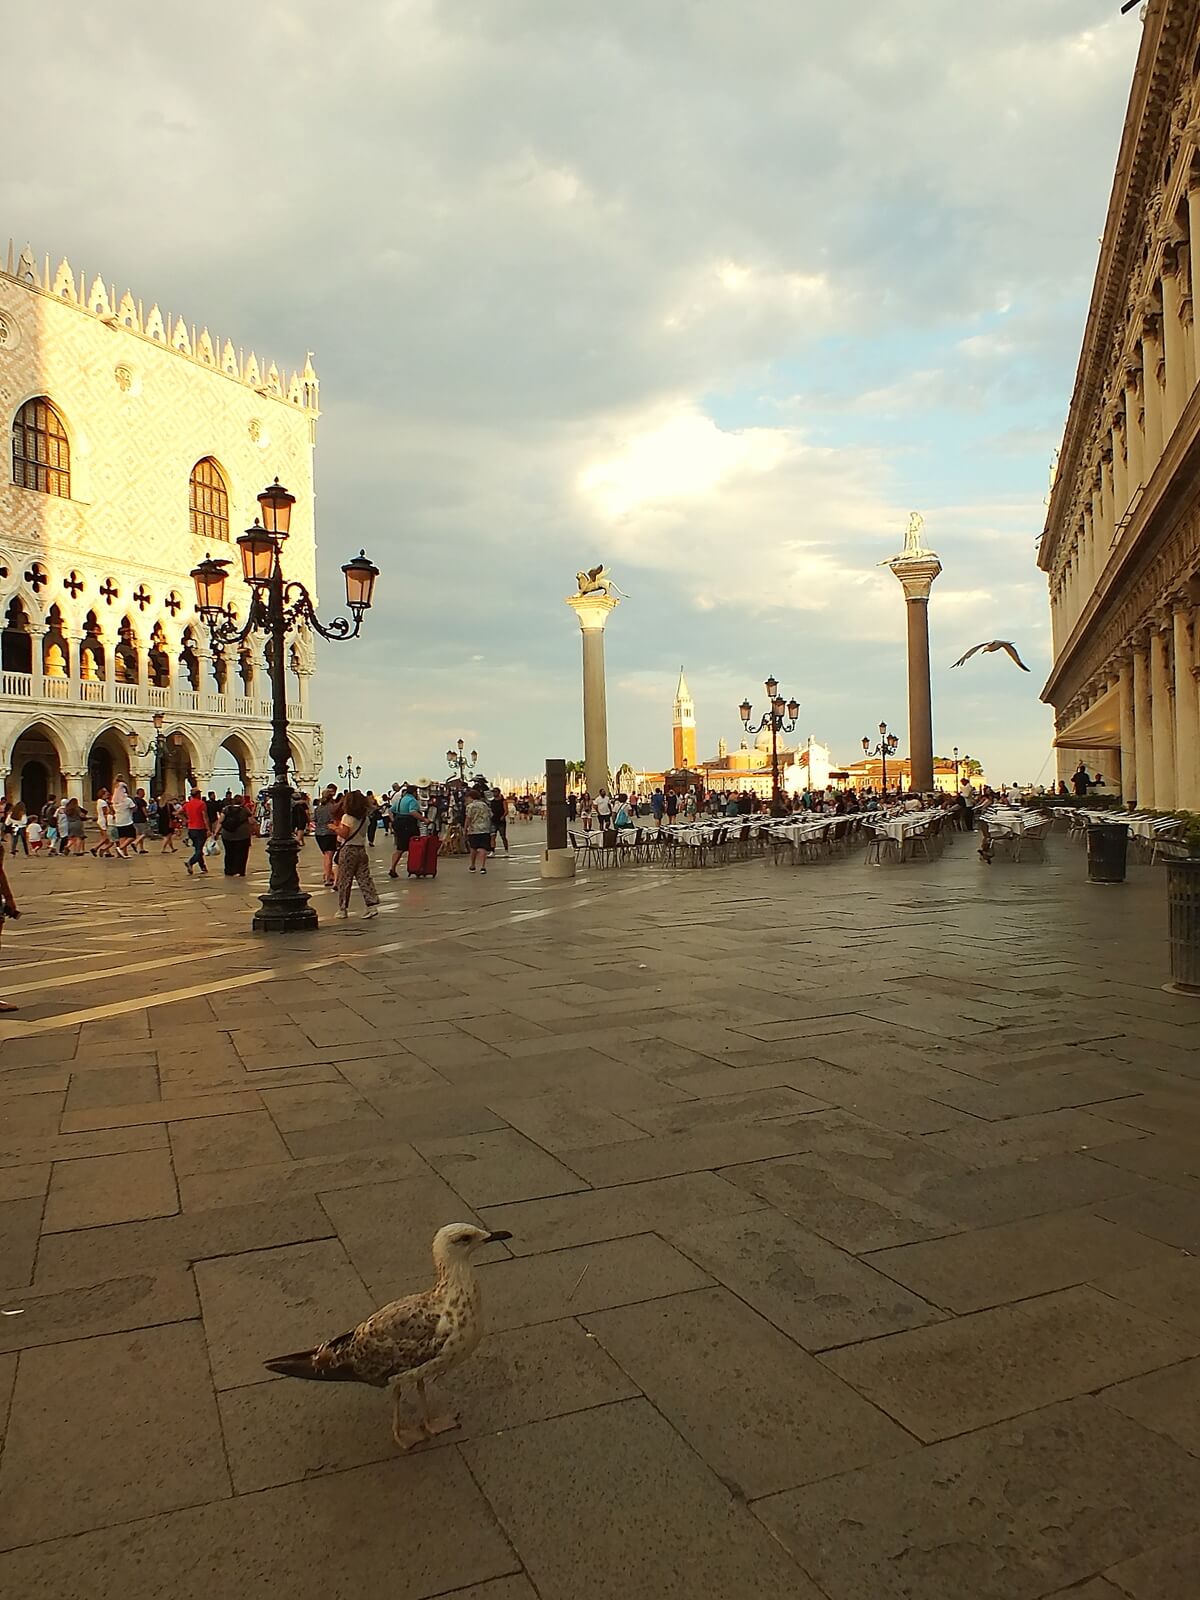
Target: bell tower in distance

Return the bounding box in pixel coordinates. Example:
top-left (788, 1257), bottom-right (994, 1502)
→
top-left (672, 666), bottom-right (697, 769)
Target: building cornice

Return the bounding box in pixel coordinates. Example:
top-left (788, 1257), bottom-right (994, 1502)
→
top-left (1040, 0), bottom-right (1194, 570)
top-left (0, 241), bottom-right (319, 416)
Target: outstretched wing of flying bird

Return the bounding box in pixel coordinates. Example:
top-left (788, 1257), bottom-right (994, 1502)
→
top-left (951, 640), bottom-right (1030, 673)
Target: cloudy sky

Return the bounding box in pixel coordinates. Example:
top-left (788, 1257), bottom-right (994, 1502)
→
top-left (10, 1), bottom-right (1142, 786)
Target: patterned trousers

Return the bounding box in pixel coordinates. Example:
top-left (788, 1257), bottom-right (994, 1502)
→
top-left (336, 843), bottom-right (378, 911)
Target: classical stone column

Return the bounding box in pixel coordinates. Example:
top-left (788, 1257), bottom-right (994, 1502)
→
top-left (1132, 638), bottom-right (1155, 808)
top-left (1124, 371), bottom-right (1145, 498)
top-left (566, 587), bottom-right (620, 797)
top-left (1118, 655), bottom-right (1136, 803)
top-left (886, 515), bottom-right (941, 794)
top-left (1110, 418), bottom-right (1128, 529)
top-left (1161, 252), bottom-right (1188, 433)
top-left (28, 624), bottom-right (45, 702)
top-left (1173, 599), bottom-right (1200, 809)
top-left (1141, 316), bottom-right (1165, 465)
top-left (1188, 180), bottom-right (1200, 378)
top-left (1150, 620), bottom-right (1176, 811)
top-left (61, 769), bottom-right (86, 803)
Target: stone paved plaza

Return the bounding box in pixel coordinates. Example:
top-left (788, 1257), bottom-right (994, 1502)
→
top-left (1, 825), bottom-right (1199, 1598)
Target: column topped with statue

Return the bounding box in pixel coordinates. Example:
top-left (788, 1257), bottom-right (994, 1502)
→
top-left (885, 512), bottom-right (943, 602)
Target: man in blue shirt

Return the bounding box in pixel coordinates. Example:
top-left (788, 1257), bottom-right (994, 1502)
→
top-left (388, 784), bottom-right (423, 878)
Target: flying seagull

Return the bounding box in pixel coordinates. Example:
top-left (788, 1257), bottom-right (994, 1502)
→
top-left (264, 1222), bottom-right (511, 1450)
top-left (951, 640), bottom-right (1031, 672)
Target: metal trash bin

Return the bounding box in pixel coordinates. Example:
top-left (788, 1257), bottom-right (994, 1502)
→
top-left (1166, 859), bottom-right (1200, 994)
top-left (1086, 822), bottom-right (1128, 884)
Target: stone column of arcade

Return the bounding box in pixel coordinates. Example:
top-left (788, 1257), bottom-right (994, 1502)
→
top-left (885, 513), bottom-right (942, 795)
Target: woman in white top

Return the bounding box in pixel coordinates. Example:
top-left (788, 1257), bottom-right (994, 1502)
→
top-left (91, 789), bottom-right (117, 857)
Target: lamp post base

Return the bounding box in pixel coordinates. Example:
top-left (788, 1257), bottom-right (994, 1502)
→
top-left (253, 893), bottom-right (319, 933)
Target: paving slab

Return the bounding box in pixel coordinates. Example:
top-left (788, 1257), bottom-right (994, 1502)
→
top-left (480, 1171), bottom-right (764, 1256)
top-left (59, 1089), bottom-right (262, 1133)
top-left (559, 1117), bottom-right (829, 1187)
top-left (0, 1323), bottom-right (230, 1549)
top-left (1096, 1185), bottom-right (1200, 1251)
top-left (0, 1266), bottom-right (197, 1353)
top-left (722, 1154), bottom-right (954, 1252)
top-left (0, 1452), bottom-right (518, 1599)
top-left (820, 1286), bottom-right (1199, 1441)
top-left (622, 1085), bottom-right (827, 1134)
top-left (1103, 1533), bottom-right (1200, 1598)
top-left (1093, 1254), bottom-right (1200, 1334)
top-left (755, 1397), bottom-right (1200, 1600)
top-left (483, 1091), bottom-right (646, 1151)
top-left (1089, 1135), bottom-right (1200, 1187)
top-left (179, 1146), bottom-right (432, 1211)
top-left (473, 1233), bottom-right (712, 1330)
top-left (416, 1128), bottom-right (589, 1206)
top-left (0, 1197), bottom-right (41, 1288)
top-left (64, 1062), bottom-right (160, 1111)
top-left (863, 1210), bottom-right (1183, 1313)
top-left (1101, 1355), bottom-right (1200, 1456)
top-left (168, 1110), bottom-right (292, 1176)
top-left (923, 1106), bottom-right (1143, 1167)
top-left (196, 1235), bottom-right (375, 1389)
top-left (35, 1197), bottom-right (337, 1287)
top-left (584, 1287), bottom-right (915, 1498)
top-left (42, 1147), bottom-right (178, 1232)
top-left (315, 1084), bottom-right (508, 1145)
top-left (258, 1081), bottom-right (379, 1133)
top-left (0, 1164), bottom-right (45, 1203)
top-left (464, 1399), bottom-right (822, 1600)
top-left (670, 1208), bottom-right (943, 1350)
top-left (915, 1150), bottom-right (1153, 1227)
top-left (1, 1122), bottom-right (169, 1169)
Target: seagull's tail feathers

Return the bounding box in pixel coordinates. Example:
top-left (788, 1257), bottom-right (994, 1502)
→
top-left (264, 1330), bottom-right (365, 1382)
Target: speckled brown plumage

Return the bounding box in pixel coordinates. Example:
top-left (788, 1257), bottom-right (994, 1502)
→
top-left (263, 1222), bottom-right (512, 1449)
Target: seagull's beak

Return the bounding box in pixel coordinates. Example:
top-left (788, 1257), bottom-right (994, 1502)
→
top-left (484, 1230), bottom-right (513, 1244)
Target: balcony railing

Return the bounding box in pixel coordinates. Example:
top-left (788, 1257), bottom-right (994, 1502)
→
top-left (0, 673), bottom-right (310, 723)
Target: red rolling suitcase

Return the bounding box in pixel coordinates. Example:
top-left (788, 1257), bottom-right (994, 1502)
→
top-left (407, 834), bottom-right (439, 878)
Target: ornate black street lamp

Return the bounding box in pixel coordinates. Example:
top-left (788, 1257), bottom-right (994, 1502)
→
top-left (862, 721), bottom-right (900, 795)
top-left (129, 710), bottom-right (186, 797)
top-left (953, 745), bottom-right (960, 787)
top-left (191, 478), bottom-right (379, 932)
top-left (446, 739), bottom-right (478, 784)
top-left (338, 754), bottom-right (361, 788)
top-left (739, 676), bottom-right (799, 816)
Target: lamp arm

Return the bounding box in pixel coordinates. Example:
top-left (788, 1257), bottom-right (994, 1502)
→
top-left (281, 581), bottom-right (362, 642)
top-left (201, 596), bottom-right (264, 650)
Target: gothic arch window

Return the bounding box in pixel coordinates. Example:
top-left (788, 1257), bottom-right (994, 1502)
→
top-left (12, 397), bottom-right (70, 497)
top-left (189, 457), bottom-right (229, 542)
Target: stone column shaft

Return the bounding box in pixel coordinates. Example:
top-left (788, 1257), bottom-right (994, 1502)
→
top-left (1111, 424), bottom-right (1129, 530)
top-left (1132, 642), bottom-right (1155, 807)
top-left (1125, 380), bottom-right (1145, 498)
top-left (1118, 658), bottom-right (1136, 803)
top-left (1150, 626), bottom-right (1176, 810)
top-left (1162, 263), bottom-right (1188, 432)
top-left (1174, 603), bottom-right (1200, 809)
top-left (1142, 329), bottom-right (1165, 465)
top-left (905, 598), bottom-right (934, 792)
top-left (1188, 184), bottom-right (1200, 378)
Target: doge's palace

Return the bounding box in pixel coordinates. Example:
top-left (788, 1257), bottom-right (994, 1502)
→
top-left (0, 241), bottom-right (324, 810)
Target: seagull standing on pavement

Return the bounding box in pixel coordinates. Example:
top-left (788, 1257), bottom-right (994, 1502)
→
top-left (951, 640), bottom-right (1031, 672)
top-left (263, 1222), bottom-right (512, 1450)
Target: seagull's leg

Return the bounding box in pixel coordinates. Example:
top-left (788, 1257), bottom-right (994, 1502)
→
top-left (391, 1381), bottom-right (428, 1451)
top-left (417, 1376), bottom-right (460, 1438)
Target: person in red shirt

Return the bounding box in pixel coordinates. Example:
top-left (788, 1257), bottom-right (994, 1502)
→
top-left (182, 788), bottom-right (211, 876)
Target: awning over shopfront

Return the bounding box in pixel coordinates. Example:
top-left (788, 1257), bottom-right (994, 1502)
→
top-left (1053, 685), bottom-right (1120, 751)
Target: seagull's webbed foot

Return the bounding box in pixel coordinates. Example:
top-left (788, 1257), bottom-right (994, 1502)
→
top-left (392, 1423), bottom-right (430, 1451)
top-left (422, 1412), bottom-right (461, 1439)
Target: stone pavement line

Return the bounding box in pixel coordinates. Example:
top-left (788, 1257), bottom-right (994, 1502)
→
top-left (3, 836), bottom-right (1200, 1597)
